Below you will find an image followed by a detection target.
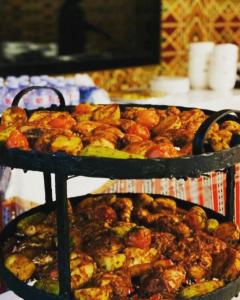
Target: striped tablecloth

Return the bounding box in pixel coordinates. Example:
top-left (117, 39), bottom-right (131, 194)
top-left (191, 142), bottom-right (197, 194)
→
top-left (99, 164), bottom-right (240, 224)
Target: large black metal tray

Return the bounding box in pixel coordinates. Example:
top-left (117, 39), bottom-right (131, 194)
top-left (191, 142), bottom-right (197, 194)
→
top-left (0, 86), bottom-right (239, 179)
top-left (0, 194), bottom-right (240, 300)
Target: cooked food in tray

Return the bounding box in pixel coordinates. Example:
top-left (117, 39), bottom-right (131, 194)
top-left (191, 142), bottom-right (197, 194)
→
top-left (0, 104), bottom-right (239, 158)
top-left (3, 194), bottom-right (240, 299)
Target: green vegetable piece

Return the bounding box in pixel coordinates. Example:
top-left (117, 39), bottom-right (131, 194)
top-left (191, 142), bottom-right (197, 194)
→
top-left (80, 146), bottom-right (144, 159)
top-left (179, 280), bottom-right (225, 299)
top-left (34, 279), bottom-right (59, 295)
top-left (206, 218), bottom-right (219, 233)
top-left (17, 212), bottom-right (47, 232)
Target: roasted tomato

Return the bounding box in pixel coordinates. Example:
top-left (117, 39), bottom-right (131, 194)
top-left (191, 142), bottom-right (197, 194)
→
top-left (135, 110), bottom-right (160, 129)
top-left (125, 227), bottom-right (152, 249)
top-left (146, 144), bottom-right (178, 158)
top-left (48, 114), bottom-right (76, 130)
top-left (2, 107), bottom-right (28, 127)
top-left (6, 130), bottom-right (29, 150)
top-left (126, 123), bottom-right (150, 140)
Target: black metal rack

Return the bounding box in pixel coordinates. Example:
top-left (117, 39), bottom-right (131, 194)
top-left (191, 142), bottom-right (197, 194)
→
top-left (0, 86), bottom-right (240, 300)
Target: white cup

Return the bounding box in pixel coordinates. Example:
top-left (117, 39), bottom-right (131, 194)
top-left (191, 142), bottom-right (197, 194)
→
top-left (209, 43), bottom-right (239, 91)
top-left (188, 42), bottom-right (215, 89)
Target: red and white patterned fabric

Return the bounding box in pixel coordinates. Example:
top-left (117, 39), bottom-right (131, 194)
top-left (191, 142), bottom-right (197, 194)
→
top-left (103, 164), bottom-right (240, 224)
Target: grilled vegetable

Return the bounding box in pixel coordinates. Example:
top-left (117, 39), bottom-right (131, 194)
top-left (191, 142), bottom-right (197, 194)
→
top-left (51, 135), bottom-right (83, 156)
top-left (206, 218), bottom-right (219, 233)
top-left (95, 253), bottom-right (126, 271)
top-left (34, 279), bottom-right (59, 295)
top-left (74, 287), bottom-right (112, 300)
top-left (79, 146), bottom-right (144, 159)
top-left (5, 254), bottom-right (36, 281)
top-left (17, 212), bottom-right (47, 233)
top-left (179, 280), bottom-right (224, 299)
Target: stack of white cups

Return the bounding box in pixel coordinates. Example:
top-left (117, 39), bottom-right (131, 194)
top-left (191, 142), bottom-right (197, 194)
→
top-left (208, 44), bottom-right (239, 91)
top-left (189, 42), bottom-right (215, 89)
top-left (189, 42), bottom-right (239, 91)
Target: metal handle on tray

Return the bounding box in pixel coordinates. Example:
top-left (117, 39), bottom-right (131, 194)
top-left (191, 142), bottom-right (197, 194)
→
top-left (11, 86), bottom-right (66, 109)
top-left (192, 109), bottom-right (240, 155)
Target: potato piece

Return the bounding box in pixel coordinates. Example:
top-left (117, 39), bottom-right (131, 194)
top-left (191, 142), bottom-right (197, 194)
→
top-left (93, 105), bottom-right (120, 121)
top-left (79, 146), bottom-right (144, 159)
top-left (179, 280), bottom-right (224, 299)
top-left (124, 247), bottom-right (158, 267)
top-left (51, 135), bottom-right (83, 156)
top-left (136, 193), bottom-right (154, 207)
top-left (95, 253), bottom-right (126, 271)
top-left (74, 287), bottom-right (112, 300)
top-left (152, 115), bottom-right (181, 135)
top-left (88, 137), bottom-right (115, 149)
top-left (184, 206), bottom-right (207, 231)
top-left (206, 219), bottom-right (219, 233)
top-left (34, 279), bottom-right (59, 295)
top-left (70, 252), bottom-right (96, 289)
top-left (5, 254), bottom-right (36, 281)
top-left (214, 222), bottom-right (240, 244)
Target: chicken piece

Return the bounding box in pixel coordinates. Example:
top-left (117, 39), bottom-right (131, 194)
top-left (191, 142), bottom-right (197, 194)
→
top-left (95, 253), bottom-right (126, 271)
top-left (184, 206), bottom-right (207, 231)
top-left (184, 250), bottom-right (212, 281)
top-left (28, 111), bottom-right (54, 124)
top-left (125, 227), bottom-right (152, 249)
top-left (220, 120), bottom-right (240, 134)
top-left (213, 248), bottom-right (240, 281)
top-left (82, 231), bottom-right (123, 257)
top-left (152, 115), bottom-right (181, 136)
top-left (153, 136), bottom-right (172, 145)
top-left (91, 204), bottom-right (117, 224)
top-left (121, 134), bottom-right (144, 147)
top-left (75, 103), bottom-right (97, 115)
top-left (152, 197), bottom-right (177, 214)
top-left (136, 193), bottom-right (154, 207)
top-left (124, 141), bottom-right (155, 156)
top-left (47, 113), bottom-right (77, 130)
top-left (93, 104), bottom-right (120, 122)
top-left (121, 107), bottom-right (146, 120)
top-left (93, 125), bottom-right (124, 142)
top-left (126, 123), bottom-right (150, 140)
top-left (74, 287), bottom-right (112, 300)
top-left (180, 109), bottom-right (206, 127)
top-left (95, 270), bottom-right (132, 299)
top-left (171, 129), bottom-right (195, 148)
top-left (166, 106), bottom-right (181, 116)
top-left (1, 107), bottom-right (27, 127)
top-left (152, 232), bottom-right (176, 255)
top-left (5, 254), bottom-right (36, 281)
top-left (118, 119), bottom-right (136, 132)
top-left (141, 265), bottom-right (186, 295)
top-left (214, 222), bottom-right (240, 244)
top-left (124, 247), bottom-right (159, 267)
top-left (135, 109), bottom-right (160, 129)
top-left (209, 129), bottom-right (232, 151)
top-left (51, 135), bottom-right (83, 156)
top-left (0, 126), bottom-right (17, 142)
top-left (6, 130), bottom-right (29, 150)
top-left (146, 144), bottom-right (179, 158)
top-left (112, 197), bottom-right (133, 222)
top-left (74, 121), bottom-right (102, 136)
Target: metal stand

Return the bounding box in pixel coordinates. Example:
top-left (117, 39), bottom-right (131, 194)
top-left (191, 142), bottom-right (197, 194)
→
top-left (44, 172), bottom-right (53, 204)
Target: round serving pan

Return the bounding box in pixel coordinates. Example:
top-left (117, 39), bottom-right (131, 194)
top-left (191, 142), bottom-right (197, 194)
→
top-left (0, 86), bottom-right (240, 178)
top-left (0, 194), bottom-right (240, 300)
